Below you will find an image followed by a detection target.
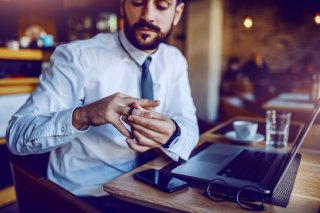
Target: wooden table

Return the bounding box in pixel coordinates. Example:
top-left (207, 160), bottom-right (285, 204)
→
top-left (104, 116), bottom-right (320, 213)
top-left (263, 92), bottom-right (314, 113)
top-left (263, 92), bottom-right (318, 123)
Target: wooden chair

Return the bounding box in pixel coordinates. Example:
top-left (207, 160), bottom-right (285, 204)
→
top-left (1, 78), bottom-right (99, 212)
top-left (0, 78), bottom-right (38, 207)
top-left (9, 153), bottom-right (100, 213)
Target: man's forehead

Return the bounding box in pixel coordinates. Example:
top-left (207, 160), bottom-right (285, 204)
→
top-left (124, 0), bottom-right (181, 4)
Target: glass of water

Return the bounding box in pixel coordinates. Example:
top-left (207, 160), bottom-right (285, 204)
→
top-left (266, 110), bottom-right (291, 148)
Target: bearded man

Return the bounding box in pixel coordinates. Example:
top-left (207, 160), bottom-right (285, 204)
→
top-left (7, 0), bottom-right (199, 211)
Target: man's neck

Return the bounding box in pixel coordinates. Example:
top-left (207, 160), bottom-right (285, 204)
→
top-left (143, 48), bottom-right (157, 55)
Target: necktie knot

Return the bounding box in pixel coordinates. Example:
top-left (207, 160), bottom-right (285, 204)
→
top-left (142, 57), bottom-right (152, 70)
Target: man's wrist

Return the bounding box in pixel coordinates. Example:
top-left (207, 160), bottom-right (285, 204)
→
top-left (72, 107), bottom-right (88, 130)
top-left (162, 119), bottom-right (181, 149)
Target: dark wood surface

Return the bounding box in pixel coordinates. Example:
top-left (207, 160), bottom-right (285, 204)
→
top-left (104, 116), bottom-right (320, 213)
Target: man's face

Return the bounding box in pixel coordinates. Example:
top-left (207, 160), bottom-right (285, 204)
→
top-left (121, 0), bottom-right (184, 52)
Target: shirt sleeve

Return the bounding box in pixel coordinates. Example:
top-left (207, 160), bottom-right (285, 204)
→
top-left (6, 44), bottom-right (88, 155)
top-left (160, 52), bottom-right (199, 161)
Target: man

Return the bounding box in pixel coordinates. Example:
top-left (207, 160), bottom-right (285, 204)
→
top-left (7, 0), bottom-right (199, 211)
top-left (241, 52), bottom-right (269, 102)
top-left (242, 52), bottom-right (269, 82)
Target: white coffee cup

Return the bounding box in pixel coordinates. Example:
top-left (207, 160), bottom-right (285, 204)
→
top-left (233, 121), bottom-right (258, 140)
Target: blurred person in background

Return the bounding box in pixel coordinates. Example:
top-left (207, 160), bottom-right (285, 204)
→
top-left (220, 56), bottom-right (244, 96)
top-left (223, 56), bottom-right (243, 81)
top-left (242, 52), bottom-right (269, 82)
top-left (241, 52), bottom-right (270, 102)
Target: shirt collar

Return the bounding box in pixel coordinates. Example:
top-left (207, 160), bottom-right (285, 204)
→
top-left (118, 30), bottom-right (160, 66)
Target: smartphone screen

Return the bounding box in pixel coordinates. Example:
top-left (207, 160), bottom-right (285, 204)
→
top-left (134, 169), bottom-right (188, 193)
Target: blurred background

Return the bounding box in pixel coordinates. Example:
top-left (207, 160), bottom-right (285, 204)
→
top-left (0, 0), bottom-right (320, 210)
top-left (0, 0), bottom-right (319, 123)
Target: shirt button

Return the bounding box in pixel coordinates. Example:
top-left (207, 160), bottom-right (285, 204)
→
top-left (61, 127), bottom-right (66, 132)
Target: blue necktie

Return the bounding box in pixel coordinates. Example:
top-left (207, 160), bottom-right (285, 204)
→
top-left (137, 56), bottom-right (156, 166)
top-left (141, 57), bottom-right (153, 100)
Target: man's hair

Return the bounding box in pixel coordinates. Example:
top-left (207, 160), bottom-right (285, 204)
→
top-left (177, 0), bottom-right (184, 5)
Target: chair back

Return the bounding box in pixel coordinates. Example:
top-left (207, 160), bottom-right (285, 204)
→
top-left (9, 153), bottom-right (100, 213)
top-left (1, 77), bottom-right (100, 212)
top-left (0, 77), bottom-right (39, 207)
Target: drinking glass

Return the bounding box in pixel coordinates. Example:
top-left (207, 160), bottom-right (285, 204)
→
top-left (266, 110), bottom-right (291, 148)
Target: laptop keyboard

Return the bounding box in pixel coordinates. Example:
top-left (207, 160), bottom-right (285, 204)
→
top-left (218, 150), bottom-right (279, 183)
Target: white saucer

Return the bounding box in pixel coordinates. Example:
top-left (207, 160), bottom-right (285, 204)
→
top-left (225, 131), bottom-right (265, 143)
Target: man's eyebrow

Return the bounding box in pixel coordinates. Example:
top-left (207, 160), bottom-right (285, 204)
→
top-left (158, 0), bottom-right (174, 5)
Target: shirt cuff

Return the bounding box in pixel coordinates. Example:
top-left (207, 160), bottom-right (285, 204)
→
top-left (166, 124), bottom-right (196, 161)
top-left (162, 119), bottom-right (181, 149)
top-left (159, 145), bottom-right (180, 162)
top-left (70, 107), bottom-right (90, 134)
top-left (54, 107), bottom-right (89, 142)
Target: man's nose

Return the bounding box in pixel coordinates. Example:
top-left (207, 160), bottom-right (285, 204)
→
top-left (141, 1), bottom-right (156, 23)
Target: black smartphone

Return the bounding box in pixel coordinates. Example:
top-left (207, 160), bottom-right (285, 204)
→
top-left (134, 169), bottom-right (188, 193)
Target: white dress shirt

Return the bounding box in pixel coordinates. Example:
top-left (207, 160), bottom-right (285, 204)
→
top-left (6, 30), bottom-right (199, 196)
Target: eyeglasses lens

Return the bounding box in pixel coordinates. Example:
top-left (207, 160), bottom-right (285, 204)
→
top-left (237, 186), bottom-right (266, 211)
top-left (207, 179), bottom-right (229, 202)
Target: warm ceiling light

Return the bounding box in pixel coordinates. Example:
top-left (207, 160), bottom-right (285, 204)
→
top-left (315, 12), bottom-right (320, 25)
top-left (243, 16), bottom-right (253, 29)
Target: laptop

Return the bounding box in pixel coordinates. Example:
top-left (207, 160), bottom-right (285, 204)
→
top-left (172, 98), bottom-right (320, 195)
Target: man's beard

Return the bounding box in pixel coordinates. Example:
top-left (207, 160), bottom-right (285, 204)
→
top-left (123, 14), bottom-right (173, 51)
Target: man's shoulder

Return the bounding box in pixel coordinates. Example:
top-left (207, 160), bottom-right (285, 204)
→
top-left (61, 33), bottom-right (118, 53)
top-left (161, 43), bottom-right (183, 57)
top-left (160, 43), bottom-right (185, 60)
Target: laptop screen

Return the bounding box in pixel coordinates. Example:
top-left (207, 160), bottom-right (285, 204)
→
top-left (288, 98), bottom-right (320, 160)
top-left (275, 98), bottom-right (320, 188)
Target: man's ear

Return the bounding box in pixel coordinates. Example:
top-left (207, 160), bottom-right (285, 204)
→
top-left (120, 0), bottom-right (125, 17)
top-left (173, 3), bottom-right (185, 26)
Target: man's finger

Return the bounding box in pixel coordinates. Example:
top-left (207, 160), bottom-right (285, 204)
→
top-left (130, 102), bottom-right (143, 110)
top-left (131, 102), bottom-right (155, 112)
top-left (134, 99), bottom-right (160, 108)
top-left (119, 106), bottom-right (134, 116)
top-left (112, 119), bottom-right (131, 138)
top-left (145, 110), bottom-right (166, 120)
top-left (127, 115), bottom-right (167, 133)
top-left (126, 138), bottom-right (150, 153)
top-left (133, 130), bottom-right (160, 148)
top-left (130, 123), bottom-right (163, 145)
top-left (132, 109), bottom-right (153, 119)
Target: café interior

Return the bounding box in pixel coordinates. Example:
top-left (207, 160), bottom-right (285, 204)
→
top-left (0, 0), bottom-right (319, 212)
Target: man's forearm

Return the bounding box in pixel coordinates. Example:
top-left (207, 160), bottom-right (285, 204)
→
top-left (7, 108), bottom-right (82, 155)
top-left (72, 106), bottom-right (89, 130)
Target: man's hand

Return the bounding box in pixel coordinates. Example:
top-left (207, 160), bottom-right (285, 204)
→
top-left (72, 93), bottom-right (160, 138)
top-left (123, 105), bottom-right (176, 153)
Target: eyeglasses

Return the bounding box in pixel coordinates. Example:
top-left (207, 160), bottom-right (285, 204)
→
top-left (206, 178), bottom-right (266, 211)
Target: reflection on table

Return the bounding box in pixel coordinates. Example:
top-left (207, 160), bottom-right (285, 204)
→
top-left (263, 92), bottom-right (314, 112)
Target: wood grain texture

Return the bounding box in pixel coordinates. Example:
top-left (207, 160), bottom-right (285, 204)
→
top-left (0, 78), bottom-right (39, 85)
top-left (0, 186), bottom-right (16, 207)
top-left (0, 78), bottom-right (39, 95)
top-left (0, 48), bottom-right (43, 61)
top-left (0, 138), bottom-right (5, 145)
top-left (104, 116), bottom-right (320, 213)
